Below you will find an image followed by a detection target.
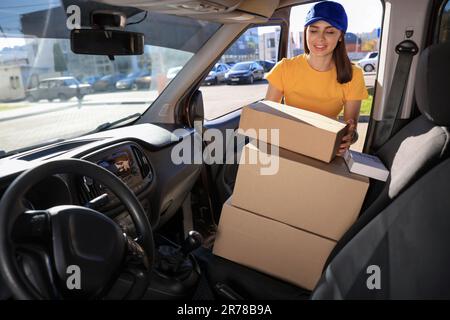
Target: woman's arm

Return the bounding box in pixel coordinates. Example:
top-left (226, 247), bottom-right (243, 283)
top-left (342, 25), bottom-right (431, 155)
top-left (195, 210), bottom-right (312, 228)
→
top-left (343, 100), bottom-right (361, 124)
top-left (337, 100), bottom-right (362, 156)
top-left (265, 83), bottom-right (283, 103)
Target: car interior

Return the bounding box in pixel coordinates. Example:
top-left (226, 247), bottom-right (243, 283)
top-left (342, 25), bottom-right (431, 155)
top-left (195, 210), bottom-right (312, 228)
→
top-left (0, 0), bottom-right (449, 300)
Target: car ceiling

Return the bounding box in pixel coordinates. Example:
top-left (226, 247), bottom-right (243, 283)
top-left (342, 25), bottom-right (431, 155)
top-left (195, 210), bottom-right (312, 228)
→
top-left (93, 0), bottom-right (288, 23)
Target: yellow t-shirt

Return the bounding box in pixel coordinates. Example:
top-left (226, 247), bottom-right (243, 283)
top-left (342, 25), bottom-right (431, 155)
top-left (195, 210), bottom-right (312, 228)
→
top-left (265, 54), bottom-right (369, 118)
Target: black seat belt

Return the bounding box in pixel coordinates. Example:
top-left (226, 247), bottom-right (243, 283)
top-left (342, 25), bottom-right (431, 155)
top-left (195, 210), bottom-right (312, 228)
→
top-left (372, 39), bottom-right (419, 151)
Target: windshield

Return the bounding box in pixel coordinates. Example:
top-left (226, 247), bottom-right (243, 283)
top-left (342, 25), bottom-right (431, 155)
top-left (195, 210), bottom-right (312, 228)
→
top-left (231, 62), bottom-right (252, 71)
top-left (0, 0), bottom-right (221, 156)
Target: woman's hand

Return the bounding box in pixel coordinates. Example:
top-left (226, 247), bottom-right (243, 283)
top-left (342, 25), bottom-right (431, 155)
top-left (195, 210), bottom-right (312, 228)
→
top-left (337, 118), bottom-right (356, 157)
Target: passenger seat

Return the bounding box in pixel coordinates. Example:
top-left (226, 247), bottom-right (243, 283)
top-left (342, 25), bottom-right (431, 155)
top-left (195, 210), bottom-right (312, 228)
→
top-left (313, 151), bottom-right (450, 298)
top-left (324, 41), bottom-right (450, 268)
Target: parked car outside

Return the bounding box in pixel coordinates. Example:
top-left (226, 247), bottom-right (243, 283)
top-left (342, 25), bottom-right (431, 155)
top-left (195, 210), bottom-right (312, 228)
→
top-left (26, 77), bottom-right (91, 102)
top-left (225, 61), bottom-right (264, 84)
top-left (202, 63), bottom-right (230, 85)
top-left (358, 51), bottom-right (378, 72)
top-left (134, 72), bottom-right (152, 89)
top-left (81, 75), bottom-right (101, 86)
top-left (92, 74), bottom-right (126, 92)
top-left (255, 60), bottom-right (276, 72)
top-left (115, 71), bottom-right (149, 90)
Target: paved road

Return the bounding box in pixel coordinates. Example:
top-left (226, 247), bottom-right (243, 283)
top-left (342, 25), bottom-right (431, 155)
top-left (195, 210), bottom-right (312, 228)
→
top-left (202, 81), bottom-right (269, 120)
top-left (1, 73), bottom-right (374, 154)
top-left (202, 72), bottom-right (376, 120)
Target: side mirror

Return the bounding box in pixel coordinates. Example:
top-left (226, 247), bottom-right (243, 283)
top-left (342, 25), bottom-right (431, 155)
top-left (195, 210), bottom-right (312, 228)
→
top-left (189, 90), bottom-right (204, 134)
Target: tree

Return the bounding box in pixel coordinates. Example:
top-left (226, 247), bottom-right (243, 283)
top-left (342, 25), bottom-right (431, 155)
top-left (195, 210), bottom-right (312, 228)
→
top-left (53, 42), bottom-right (67, 73)
top-left (362, 39), bottom-right (377, 52)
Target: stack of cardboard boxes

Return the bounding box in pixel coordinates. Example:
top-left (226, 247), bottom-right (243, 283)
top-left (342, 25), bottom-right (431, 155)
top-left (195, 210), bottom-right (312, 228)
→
top-left (213, 100), bottom-right (370, 291)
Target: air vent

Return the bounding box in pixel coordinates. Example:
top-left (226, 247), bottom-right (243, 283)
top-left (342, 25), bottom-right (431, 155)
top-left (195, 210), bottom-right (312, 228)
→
top-left (131, 146), bottom-right (152, 180)
top-left (77, 176), bottom-right (103, 205)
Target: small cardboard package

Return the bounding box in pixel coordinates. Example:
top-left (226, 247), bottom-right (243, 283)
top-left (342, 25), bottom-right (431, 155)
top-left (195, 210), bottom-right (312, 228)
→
top-left (238, 100), bottom-right (347, 163)
top-left (344, 150), bottom-right (390, 182)
top-left (213, 198), bottom-right (337, 290)
top-left (232, 141), bottom-right (369, 241)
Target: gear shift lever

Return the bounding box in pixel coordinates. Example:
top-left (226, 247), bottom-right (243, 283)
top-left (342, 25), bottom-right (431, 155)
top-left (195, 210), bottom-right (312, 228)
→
top-left (181, 231), bottom-right (203, 256)
top-left (156, 231), bottom-right (204, 278)
top-left (148, 232), bottom-right (203, 299)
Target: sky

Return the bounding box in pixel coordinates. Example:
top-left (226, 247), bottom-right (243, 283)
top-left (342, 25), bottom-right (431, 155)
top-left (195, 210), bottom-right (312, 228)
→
top-left (0, 0), bottom-right (60, 50)
top-left (290, 0), bottom-right (383, 34)
top-left (258, 0), bottom-right (383, 35)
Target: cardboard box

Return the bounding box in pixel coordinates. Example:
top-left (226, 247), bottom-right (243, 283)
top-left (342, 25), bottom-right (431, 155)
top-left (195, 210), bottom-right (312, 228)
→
top-left (238, 101), bottom-right (347, 163)
top-left (213, 198), bottom-right (337, 291)
top-left (232, 141), bottom-right (369, 241)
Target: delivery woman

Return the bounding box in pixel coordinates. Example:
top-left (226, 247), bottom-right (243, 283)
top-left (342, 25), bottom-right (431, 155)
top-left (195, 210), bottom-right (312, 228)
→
top-left (265, 1), bottom-right (368, 156)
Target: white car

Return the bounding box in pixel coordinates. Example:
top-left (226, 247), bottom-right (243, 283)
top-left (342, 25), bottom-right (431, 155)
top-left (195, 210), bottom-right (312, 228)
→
top-left (358, 51), bottom-right (378, 72)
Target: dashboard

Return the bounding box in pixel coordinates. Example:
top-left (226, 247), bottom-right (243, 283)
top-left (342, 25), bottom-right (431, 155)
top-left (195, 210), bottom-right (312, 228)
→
top-left (80, 142), bottom-right (153, 210)
top-left (0, 123), bottom-right (202, 233)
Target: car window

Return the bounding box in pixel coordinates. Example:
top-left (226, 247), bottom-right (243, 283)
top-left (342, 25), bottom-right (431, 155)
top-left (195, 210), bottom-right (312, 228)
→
top-left (287, 0), bottom-right (382, 152)
top-left (38, 81), bottom-right (48, 89)
top-left (439, 0), bottom-right (450, 43)
top-left (202, 25), bottom-right (281, 120)
top-left (0, 0), bottom-right (221, 156)
top-left (64, 78), bottom-right (78, 86)
top-left (232, 62), bottom-right (252, 70)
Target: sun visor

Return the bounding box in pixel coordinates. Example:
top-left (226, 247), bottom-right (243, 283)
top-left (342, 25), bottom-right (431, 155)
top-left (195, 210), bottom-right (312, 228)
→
top-left (16, 1), bottom-right (220, 53)
top-left (20, 1), bottom-right (141, 39)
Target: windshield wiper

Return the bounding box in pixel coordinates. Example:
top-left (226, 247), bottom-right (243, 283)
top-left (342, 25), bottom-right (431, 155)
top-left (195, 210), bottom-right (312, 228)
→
top-left (86, 113), bottom-right (142, 135)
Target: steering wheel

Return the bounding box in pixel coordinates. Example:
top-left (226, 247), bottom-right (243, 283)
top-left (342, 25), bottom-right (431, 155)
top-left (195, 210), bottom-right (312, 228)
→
top-left (0, 159), bottom-right (154, 300)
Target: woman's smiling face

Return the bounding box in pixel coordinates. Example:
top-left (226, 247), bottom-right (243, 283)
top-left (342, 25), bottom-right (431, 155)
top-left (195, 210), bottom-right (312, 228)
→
top-left (306, 20), bottom-right (342, 57)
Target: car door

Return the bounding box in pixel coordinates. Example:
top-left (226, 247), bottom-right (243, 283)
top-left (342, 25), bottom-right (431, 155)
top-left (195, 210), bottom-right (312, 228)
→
top-left (36, 80), bottom-right (49, 100)
top-left (196, 20), bottom-right (287, 216)
top-left (255, 62), bottom-right (264, 79)
top-left (216, 64), bottom-right (226, 82)
top-left (48, 80), bottom-right (59, 100)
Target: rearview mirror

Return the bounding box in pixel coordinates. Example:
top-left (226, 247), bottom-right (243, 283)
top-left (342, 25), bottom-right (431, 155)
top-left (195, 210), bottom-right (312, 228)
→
top-left (70, 29), bottom-right (144, 56)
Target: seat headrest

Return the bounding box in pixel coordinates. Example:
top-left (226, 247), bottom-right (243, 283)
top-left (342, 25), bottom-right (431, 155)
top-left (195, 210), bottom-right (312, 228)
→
top-left (415, 42), bottom-right (450, 126)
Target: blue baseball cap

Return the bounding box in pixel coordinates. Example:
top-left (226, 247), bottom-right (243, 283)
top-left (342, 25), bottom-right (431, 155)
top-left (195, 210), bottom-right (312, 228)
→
top-left (304, 1), bottom-right (348, 33)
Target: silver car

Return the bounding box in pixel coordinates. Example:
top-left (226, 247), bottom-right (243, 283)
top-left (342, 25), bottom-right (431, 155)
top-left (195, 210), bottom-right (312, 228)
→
top-left (203, 63), bottom-right (231, 85)
top-left (26, 77), bottom-right (91, 102)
